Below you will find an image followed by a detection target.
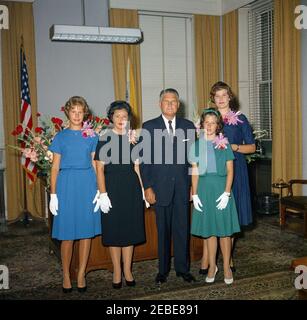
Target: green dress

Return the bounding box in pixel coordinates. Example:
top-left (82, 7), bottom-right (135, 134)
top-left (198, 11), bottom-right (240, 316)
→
top-left (189, 138), bottom-right (240, 238)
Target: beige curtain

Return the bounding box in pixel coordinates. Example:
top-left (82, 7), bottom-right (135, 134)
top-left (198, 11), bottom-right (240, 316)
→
top-left (109, 8), bottom-right (142, 129)
top-left (194, 15), bottom-right (221, 113)
top-left (1, 1), bottom-right (45, 221)
top-left (272, 0), bottom-right (302, 194)
top-left (222, 10), bottom-right (238, 95)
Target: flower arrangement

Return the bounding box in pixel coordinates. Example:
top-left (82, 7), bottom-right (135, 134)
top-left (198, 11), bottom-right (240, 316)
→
top-left (10, 110), bottom-right (110, 188)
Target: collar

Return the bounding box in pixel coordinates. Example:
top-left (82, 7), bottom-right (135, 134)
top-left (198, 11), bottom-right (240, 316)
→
top-left (161, 114), bottom-right (176, 132)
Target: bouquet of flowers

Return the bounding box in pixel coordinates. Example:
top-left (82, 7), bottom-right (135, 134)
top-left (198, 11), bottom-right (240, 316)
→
top-left (10, 111), bottom-right (110, 188)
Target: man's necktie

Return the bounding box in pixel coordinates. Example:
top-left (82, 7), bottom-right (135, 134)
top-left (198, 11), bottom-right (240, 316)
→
top-left (168, 120), bottom-right (174, 139)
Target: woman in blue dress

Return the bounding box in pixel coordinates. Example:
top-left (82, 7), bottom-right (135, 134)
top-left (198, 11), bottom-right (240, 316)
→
top-left (210, 81), bottom-right (256, 270)
top-left (49, 96), bottom-right (101, 293)
top-left (190, 108), bottom-right (240, 284)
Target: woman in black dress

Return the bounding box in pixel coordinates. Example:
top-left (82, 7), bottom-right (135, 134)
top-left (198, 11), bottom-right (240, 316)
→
top-left (94, 101), bottom-right (146, 289)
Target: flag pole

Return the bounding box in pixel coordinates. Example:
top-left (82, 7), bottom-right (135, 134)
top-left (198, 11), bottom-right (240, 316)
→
top-left (19, 36), bottom-right (32, 226)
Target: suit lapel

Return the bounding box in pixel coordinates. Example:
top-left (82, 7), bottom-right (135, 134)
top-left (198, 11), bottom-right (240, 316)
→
top-left (158, 115), bottom-right (167, 130)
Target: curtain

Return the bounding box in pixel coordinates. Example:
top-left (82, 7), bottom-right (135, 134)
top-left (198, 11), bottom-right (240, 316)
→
top-left (272, 0), bottom-right (302, 194)
top-left (109, 8), bottom-right (142, 129)
top-left (194, 15), bottom-right (221, 113)
top-left (1, 1), bottom-right (45, 221)
top-left (222, 10), bottom-right (238, 95)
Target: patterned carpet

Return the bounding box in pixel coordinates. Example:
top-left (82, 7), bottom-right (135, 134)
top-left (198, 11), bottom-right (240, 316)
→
top-left (0, 214), bottom-right (306, 300)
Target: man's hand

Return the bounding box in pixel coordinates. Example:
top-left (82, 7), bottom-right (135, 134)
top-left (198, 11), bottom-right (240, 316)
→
top-left (144, 187), bottom-right (156, 205)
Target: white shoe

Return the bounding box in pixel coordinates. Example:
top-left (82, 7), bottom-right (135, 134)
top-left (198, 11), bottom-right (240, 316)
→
top-left (224, 277), bottom-right (234, 285)
top-left (205, 266), bottom-right (218, 283)
top-left (224, 269), bottom-right (234, 285)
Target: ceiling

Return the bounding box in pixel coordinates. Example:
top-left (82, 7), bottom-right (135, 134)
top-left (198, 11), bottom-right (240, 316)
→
top-left (3, 0), bottom-right (256, 15)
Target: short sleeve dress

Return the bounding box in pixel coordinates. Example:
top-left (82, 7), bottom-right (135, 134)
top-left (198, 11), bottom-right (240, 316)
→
top-left (48, 129), bottom-right (101, 240)
top-left (223, 113), bottom-right (255, 226)
top-left (94, 130), bottom-right (145, 247)
top-left (189, 138), bottom-right (240, 238)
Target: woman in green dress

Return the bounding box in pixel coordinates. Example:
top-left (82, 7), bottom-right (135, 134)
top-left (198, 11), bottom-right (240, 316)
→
top-left (190, 108), bottom-right (240, 285)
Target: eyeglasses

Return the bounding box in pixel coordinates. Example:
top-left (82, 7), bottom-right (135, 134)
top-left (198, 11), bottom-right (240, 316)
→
top-left (161, 100), bottom-right (178, 106)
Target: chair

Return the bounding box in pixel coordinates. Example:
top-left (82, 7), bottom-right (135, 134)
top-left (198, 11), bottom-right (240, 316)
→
top-left (280, 179), bottom-right (307, 238)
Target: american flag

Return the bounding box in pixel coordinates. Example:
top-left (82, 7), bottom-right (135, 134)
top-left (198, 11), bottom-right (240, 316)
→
top-left (20, 46), bottom-right (37, 183)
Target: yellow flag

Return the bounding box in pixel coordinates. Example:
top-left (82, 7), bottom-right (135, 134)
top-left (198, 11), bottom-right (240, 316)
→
top-left (126, 56), bottom-right (139, 125)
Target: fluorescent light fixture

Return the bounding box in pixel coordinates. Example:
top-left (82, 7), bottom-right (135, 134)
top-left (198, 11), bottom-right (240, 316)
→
top-left (50, 25), bottom-right (142, 44)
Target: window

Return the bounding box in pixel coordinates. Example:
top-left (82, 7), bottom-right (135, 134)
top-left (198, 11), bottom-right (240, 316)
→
top-left (248, 0), bottom-right (273, 140)
top-left (139, 12), bottom-right (194, 122)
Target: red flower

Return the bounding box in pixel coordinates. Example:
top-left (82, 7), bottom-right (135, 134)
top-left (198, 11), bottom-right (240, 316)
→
top-left (95, 116), bottom-right (101, 122)
top-left (88, 115), bottom-right (93, 120)
top-left (11, 124), bottom-right (24, 136)
top-left (35, 127), bottom-right (43, 134)
top-left (60, 106), bottom-right (65, 112)
top-left (36, 112), bottom-right (41, 117)
top-left (103, 118), bottom-right (110, 125)
top-left (51, 117), bottom-right (63, 125)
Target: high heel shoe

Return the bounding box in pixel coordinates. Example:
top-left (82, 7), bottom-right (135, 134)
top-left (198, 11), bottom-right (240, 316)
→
top-left (205, 266), bottom-right (218, 283)
top-left (224, 269), bottom-right (234, 285)
top-left (199, 268), bottom-right (209, 275)
top-left (77, 286), bottom-right (87, 293)
top-left (112, 281), bottom-right (122, 289)
top-left (62, 287), bottom-right (73, 293)
top-left (77, 274), bottom-right (87, 293)
top-left (125, 279), bottom-right (136, 287)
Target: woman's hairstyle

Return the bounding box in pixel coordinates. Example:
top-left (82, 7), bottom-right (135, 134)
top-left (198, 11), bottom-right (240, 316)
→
top-left (107, 100), bottom-right (132, 123)
top-left (200, 107), bottom-right (224, 134)
top-left (64, 96), bottom-right (90, 120)
top-left (209, 81), bottom-right (239, 112)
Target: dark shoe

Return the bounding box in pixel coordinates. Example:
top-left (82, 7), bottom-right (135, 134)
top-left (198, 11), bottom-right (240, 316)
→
top-left (77, 286), bottom-right (87, 293)
top-left (155, 273), bottom-right (168, 284)
top-left (112, 281), bottom-right (122, 289)
top-left (176, 272), bottom-right (196, 283)
top-left (230, 266), bottom-right (236, 273)
top-left (125, 279), bottom-right (136, 287)
top-left (199, 268), bottom-right (209, 275)
top-left (62, 287), bottom-right (73, 293)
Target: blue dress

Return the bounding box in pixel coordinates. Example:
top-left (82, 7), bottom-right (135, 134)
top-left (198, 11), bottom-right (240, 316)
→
top-left (223, 114), bottom-right (255, 226)
top-left (49, 129), bottom-right (101, 240)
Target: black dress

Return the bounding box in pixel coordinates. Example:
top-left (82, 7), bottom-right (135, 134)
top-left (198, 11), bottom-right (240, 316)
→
top-left (94, 130), bottom-right (145, 246)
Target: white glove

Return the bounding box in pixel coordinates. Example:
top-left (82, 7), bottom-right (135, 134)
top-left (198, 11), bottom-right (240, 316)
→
top-left (92, 190), bottom-right (100, 212)
top-left (99, 192), bottom-right (112, 213)
top-left (49, 194), bottom-right (58, 216)
top-left (142, 188), bottom-right (150, 208)
top-left (192, 194), bottom-right (203, 212)
top-left (216, 192), bottom-right (231, 210)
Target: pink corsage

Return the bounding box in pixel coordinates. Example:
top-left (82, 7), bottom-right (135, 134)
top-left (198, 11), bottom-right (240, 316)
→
top-left (223, 111), bottom-right (244, 125)
top-left (128, 129), bottom-right (138, 145)
top-left (212, 133), bottom-right (229, 150)
top-left (81, 121), bottom-right (96, 138)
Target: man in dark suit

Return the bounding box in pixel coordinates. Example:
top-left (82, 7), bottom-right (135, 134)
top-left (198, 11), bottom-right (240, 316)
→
top-left (140, 88), bottom-right (196, 284)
